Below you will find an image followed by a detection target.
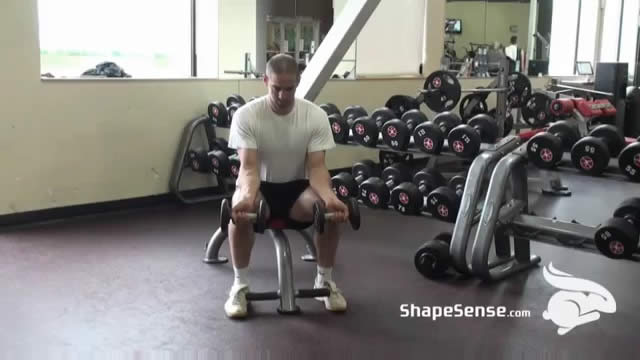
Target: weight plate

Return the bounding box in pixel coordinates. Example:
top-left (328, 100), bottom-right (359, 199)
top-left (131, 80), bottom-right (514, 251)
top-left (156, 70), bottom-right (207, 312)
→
top-left (434, 112), bottom-right (462, 135)
top-left (527, 132), bottom-right (564, 169)
top-left (370, 107), bottom-right (396, 129)
top-left (570, 137), bottom-right (610, 175)
top-left (332, 173), bottom-right (358, 200)
top-left (414, 238), bottom-right (451, 278)
top-left (423, 71), bottom-right (461, 113)
top-left (613, 197), bottom-right (640, 221)
top-left (329, 114), bottom-right (349, 144)
top-left (413, 168), bottom-right (447, 195)
top-left (226, 94), bottom-right (246, 107)
top-left (507, 72), bottom-right (532, 108)
top-left (589, 124), bottom-right (625, 157)
top-left (359, 177), bottom-right (390, 209)
top-left (459, 94), bottom-right (488, 122)
top-left (448, 125), bottom-right (481, 158)
top-left (618, 142), bottom-right (640, 182)
top-left (385, 95), bottom-right (420, 119)
top-left (594, 217), bottom-right (640, 259)
top-left (390, 182), bottom-right (422, 215)
top-left (468, 113), bottom-right (499, 144)
top-left (381, 119), bottom-right (411, 151)
top-left (522, 93), bottom-right (553, 128)
top-left (401, 109), bottom-right (428, 133)
top-left (413, 122), bottom-right (445, 154)
top-left (343, 106), bottom-right (368, 126)
top-left (426, 186), bottom-right (460, 222)
top-left (548, 121), bottom-right (579, 151)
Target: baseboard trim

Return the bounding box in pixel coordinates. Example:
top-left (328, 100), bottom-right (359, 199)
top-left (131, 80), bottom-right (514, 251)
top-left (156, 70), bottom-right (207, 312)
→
top-left (0, 168), bottom-right (352, 229)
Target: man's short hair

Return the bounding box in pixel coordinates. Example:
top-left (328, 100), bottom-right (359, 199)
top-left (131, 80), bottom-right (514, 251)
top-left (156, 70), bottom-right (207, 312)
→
top-left (266, 54), bottom-right (299, 79)
top-left (510, 36), bottom-right (518, 45)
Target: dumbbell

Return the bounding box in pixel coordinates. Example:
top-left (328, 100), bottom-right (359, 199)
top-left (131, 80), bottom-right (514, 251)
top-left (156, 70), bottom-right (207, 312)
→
top-left (570, 124), bottom-right (625, 175)
top-left (385, 94), bottom-right (420, 119)
top-left (226, 94), bottom-right (246, 125)
top-left (459, 94), bottom-right (489, 122)
top-left (619, 139), bottom-right (640, 182)
top-left (228, 154), bottom-right (241, 178)
top-left (488, 108), bottom-right (514, 136)
top-left (594, 198), bottom-right (640, 259)
top-left (207, 101), bottom-right (230, 127)
top-left (414, 232), bottom-right (452, 279)
top-left (381, 109), bottom-right (428, 151)
top-left (320, 103), bottom-right (341, 118)
top-left (351, 107), bottom-right (396, 147)
top-left (412, 112), bottom-right (462, 154)
top-left (187, 148), bottom-right (212, 173)
top-left (526, 121), bottom-right (580, 169)
top-left (359, 162), bottom-right (412, 209)
top-left (220, 198), bottom-right (268, 234)
top-left (389, 168), bottom-right (446, 216)
top-left (312, 197), bottom-right (361, 234)
top-left (331, 160), bottom-right (380, 200)
top-left (447, 113), bottom-right (499, 158)
top-left (208, 150), bottom-right (232, 178)
top-left (329, 106), bottom-right (368, 144)
top-left (426, 173), bottom-right (466, 222)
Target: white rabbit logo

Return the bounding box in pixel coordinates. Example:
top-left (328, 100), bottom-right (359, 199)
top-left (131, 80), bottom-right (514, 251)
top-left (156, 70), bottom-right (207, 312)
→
top-left (542, 262), bottom-right (616, 335)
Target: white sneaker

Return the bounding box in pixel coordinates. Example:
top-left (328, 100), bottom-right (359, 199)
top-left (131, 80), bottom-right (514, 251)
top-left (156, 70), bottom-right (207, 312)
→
top-left (314, 280), bottom-right (347, 312)
top-left (224, 284), bottom-right (249, 318)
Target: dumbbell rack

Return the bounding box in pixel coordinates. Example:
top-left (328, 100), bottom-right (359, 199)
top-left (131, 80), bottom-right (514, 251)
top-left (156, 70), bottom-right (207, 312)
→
top-left (467, 142), bottom-right (628, 282)
top-left (170, 115), bottom-right (234, 204)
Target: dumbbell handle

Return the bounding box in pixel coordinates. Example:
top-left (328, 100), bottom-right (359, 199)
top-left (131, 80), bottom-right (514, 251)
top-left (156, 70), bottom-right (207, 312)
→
top-left (355, 174), bottom-right (365, 184)
top-left (623, 214), bottom-right (639, 227)
top-left (438, 123), bottom-right (448, 134)
top-left (385, 179), bottom-right (396, 189)
top-left (418, 183), bottom-right (427, 193)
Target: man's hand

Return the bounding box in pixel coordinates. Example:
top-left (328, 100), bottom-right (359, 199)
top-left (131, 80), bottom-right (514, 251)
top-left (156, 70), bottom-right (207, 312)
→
top-left (323, 195), bottom-right (349, 223)
top-left (232, 194), bottom-right (256, 224)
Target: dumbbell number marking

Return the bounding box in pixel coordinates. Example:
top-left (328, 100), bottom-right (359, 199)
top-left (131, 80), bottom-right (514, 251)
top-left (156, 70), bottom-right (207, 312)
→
top-left (461, 134), bottom-right (471, 144)
top-left (530, 143), bottom-right (539, 152)
top-left (416, 129), bottom-right (426, 137)
top-left (391, 140), bottom-right (399, 148)
top-left (583, 145), bottom-right (596, 154)
top-left (396, 204), bottom-right (407, 213)
top-left (624, 165), bottom-right (637, 176)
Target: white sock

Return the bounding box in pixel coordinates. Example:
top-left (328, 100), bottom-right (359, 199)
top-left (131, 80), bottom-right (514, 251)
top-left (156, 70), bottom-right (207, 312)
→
top-left (233, 266), bottom-right (249, 288)
top-left (316, 265), bottom-right (333, 286)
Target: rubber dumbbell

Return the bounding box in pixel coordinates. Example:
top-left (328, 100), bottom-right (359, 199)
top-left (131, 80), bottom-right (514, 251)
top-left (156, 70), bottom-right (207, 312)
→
top-left (527, 121), bottom-right (580, 169)
top-left (459, 94), bottom-right (488, 122)
top-left (381, 109), bottom-right (428, 151)
top-left (488, 108), bottom-right (514, 136)
top-left (385, 94), bottom-right (420, 119)
top-left (571, 124), bottom-right (625, 175)
top-left (351, 107), bottom-right (396, 147)
top-left (208, 150), bottom-right (232, 178)
top-left (228, 154), bottom-right (241, 178)
top-left (320, 103), bottom-right (341, 118)
top-left (619, 140), bottom-right (640, 182)
top-left (226, 94), bottom-right (246, 126)
top-left (426, 174), bottom-right (466, 222)
top-left (313, 197), bottom-right (361, 234)
top-left (413, 112), bottom-right (462, 154)
top-left (329, 105), bottom-right (368, 144)
top-left (207, 101), bottom-right (230, 127)
top-left (220, 198), bottom-right (268, 234)
top-left (594, 197), bottom-right (640, 259)
top-left (447, 113), bottom-right (499, 158)
top-left (332, 160), bottom-right (379, 200)
top-left (359, 162), bottom-right (412, 209)
top-left (187, 148), bottom-right (212, 173)
top-left (414, 232), bottom-right (452, 279)
top-left (388, 168), bottom-right (446, 216)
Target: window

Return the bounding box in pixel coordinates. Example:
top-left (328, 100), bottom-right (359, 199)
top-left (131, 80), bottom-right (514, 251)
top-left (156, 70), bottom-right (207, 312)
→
top-left (576, 0), bottom-right (599, 65)
top-left (549, 0), bottom-right (580, 75)
top-left (38, 0), bottom-right (191, 78)
top-left (619, 0), bottom-right (640, 79)
top-left (600, 0), bottom-right (622, 62)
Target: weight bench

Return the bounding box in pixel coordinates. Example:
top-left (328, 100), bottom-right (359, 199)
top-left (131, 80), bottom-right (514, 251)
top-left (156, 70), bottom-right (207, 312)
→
top-left (203, 218), bottom-right (327, 314)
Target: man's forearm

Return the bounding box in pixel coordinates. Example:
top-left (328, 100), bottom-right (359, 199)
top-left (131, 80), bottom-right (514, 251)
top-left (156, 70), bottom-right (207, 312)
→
top-left (309, 166), bottom-right (335, 201)
top-left (236, 169), bottom-right (260, 201)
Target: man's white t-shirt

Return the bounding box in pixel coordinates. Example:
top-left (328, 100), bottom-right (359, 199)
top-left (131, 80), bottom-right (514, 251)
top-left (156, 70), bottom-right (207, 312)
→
top-left (228, 96), bottom-right (336, 183)
top-left (505, 45), bottom-right (518, 62)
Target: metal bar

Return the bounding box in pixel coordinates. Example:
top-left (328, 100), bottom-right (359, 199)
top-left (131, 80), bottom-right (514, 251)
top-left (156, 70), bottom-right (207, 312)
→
top-left (617, 0), bottom-right (625, 62)
top-left (269, 229), bottom-right (298, 313)
top-left (203, 227), bottom-right (229, 264)
top-left (512, 214), bottom-right (598, 240)
top-left (191, 0), bottom-right (197, 77)
top-left (555, 84), bottom-right (615, 97)
top-left (296, 0), bottom-right (382, 101)
top-left (573, 0), bottom-right (582, 70)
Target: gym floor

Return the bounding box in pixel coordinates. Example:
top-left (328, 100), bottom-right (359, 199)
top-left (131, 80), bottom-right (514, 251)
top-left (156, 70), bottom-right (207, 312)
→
top-left (1, 168), bottom-right (639, 359)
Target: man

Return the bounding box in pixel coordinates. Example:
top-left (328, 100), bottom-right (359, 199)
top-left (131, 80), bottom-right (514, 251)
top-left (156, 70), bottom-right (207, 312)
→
top-left (224, 54), bottom-right (350, 319)
top-left (505, 36), bottom-right (518, 63)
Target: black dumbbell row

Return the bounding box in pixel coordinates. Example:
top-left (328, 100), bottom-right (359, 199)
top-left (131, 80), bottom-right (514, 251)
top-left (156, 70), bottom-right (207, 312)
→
top-left (206, 94), bottom-right (261, 128)
top-left (186, 137), bottom-right (240, 180)
top-left (594, 197), bottom-right (640, 259)
top-left (331, 160), bottom-right (467, 223)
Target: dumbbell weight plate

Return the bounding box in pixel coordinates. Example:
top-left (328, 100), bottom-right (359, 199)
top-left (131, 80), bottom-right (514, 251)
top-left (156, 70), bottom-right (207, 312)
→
top-left (426, 186), bottom-right (460, 223)
top-left (329, 114), bottom-right (349, 144)
top-left (488, 108), bottom-right (514, 137)
top-left (413, 122), bottom-right (445, 154)
top-left (188, 148), bottom-right (211, 173)
top-left (423, 71), bottom-right (462, 113)
top-left (447, 125), bottom-right (481, 158)
top-left (207, 101), bottom-right (229, 126)
top-left (522, 93), bottom-right (554, 128)
top-left (468, 114), bottom-right (499, 144)
top-left (352, 116), bottom-right (379, 147)
top-left (448, 175), bottom-right (466, 192)
top-left (332, 173), bottom-right (358, 200)
top-left (390, 182), bottom-right (423, 215)
top-left (382, 163), bottom-right (412, 189)
top-left (613, 198), bottom-right (640, 222)
top-left (591, 125), bottom-right (626, 157)
top-left (220, 199), bottom-right (232, 234)
top-left (208, 150), bottom-right (231, 178)
top-left (619, 142), bottom-right (640, 182)
top-left (386, 95), bottom-right (420, 119)
top-left (414, 233), bottom-right (452, 279)
top-left (548, 121), bottom-right (580, 151)
top-left (507, 72), bottom-right (532, 108)
top-left (594, 217), bottom-right (640, 259)
top-left (401, 109), bottom-right (429, 130)
top-left (321, 103), bottom-right (341, 117)
top-left (353, 159), bottom-right (379, 180)
top-left (226, 94), bottom-right (246, 107)
top-left (229, 154), bottom-right (241, 178)
top-left (527, 132), bottom-right (564, 169)
top-left (370, 107), bottom-right (396, 129)
top-left (434, 112), bottom-right (462, 135)
top-left (571, 137), bottom-right (611, 175)
top-left (413, 168), bottom-right (447, 196)
top-left (227, 104), bottom-right (240, 125)
top-left (459, 94), bottom-right (488, 122)
top-left (343, 106), bottom-right (368, 127)
top-left (359, 177), bottom-right (390, 209)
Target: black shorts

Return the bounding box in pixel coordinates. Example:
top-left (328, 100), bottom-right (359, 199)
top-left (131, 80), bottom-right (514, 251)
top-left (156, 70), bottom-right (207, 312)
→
top-left (259, 179), bottom-right (313, 230)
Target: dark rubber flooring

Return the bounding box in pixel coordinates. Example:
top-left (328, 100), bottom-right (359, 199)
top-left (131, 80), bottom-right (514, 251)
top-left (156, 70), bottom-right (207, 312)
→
top-left (1, 170), bottom-right (639, 359)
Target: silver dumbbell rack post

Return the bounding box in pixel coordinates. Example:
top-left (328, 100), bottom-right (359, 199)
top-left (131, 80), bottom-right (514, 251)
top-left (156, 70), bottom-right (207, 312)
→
top-left (469, 145), bottom-right (602, 282)
top-left (448, 135), bottom-right (523, 275)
